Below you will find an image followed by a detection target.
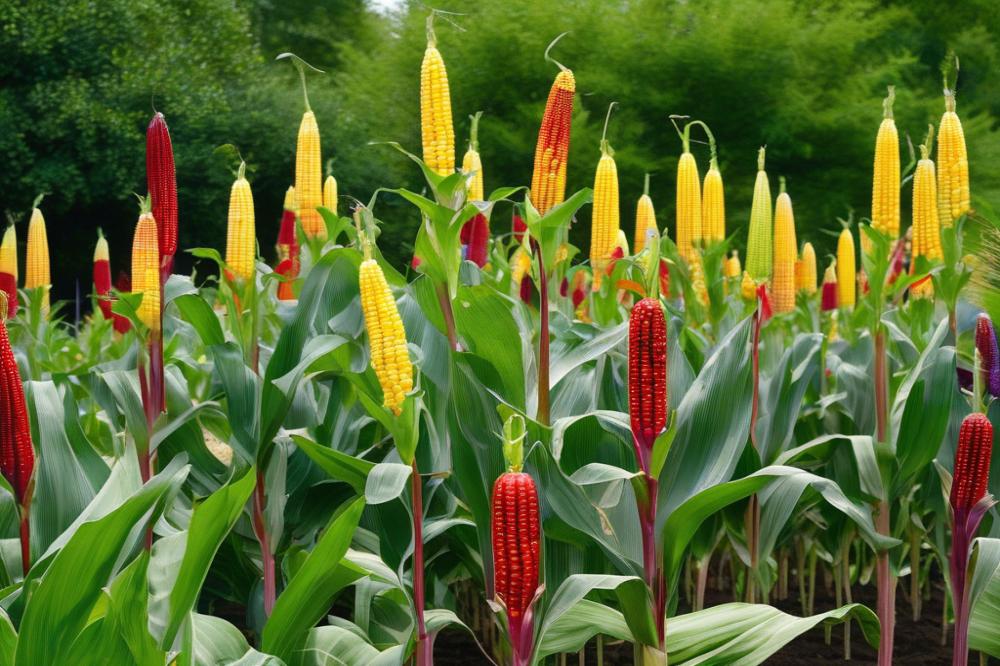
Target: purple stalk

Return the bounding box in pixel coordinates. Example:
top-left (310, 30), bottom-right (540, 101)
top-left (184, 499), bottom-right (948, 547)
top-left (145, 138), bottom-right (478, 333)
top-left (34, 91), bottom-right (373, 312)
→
top-left (252, 469), bottom-right (275, 616)
top-left (533, 241), bottom-right (550, 427)
top-left (951, 499), bottom-right (994, 666)
top-left (19, 510), bottom-right (29, 576)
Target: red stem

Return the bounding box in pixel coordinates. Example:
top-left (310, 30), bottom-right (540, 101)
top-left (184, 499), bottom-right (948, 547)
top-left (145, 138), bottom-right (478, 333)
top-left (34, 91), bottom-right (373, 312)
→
top-left (253, 469), bottom-right (276, 616)
top-left (411, 459), bottom-right (432, 664)
top-left (950, 510), bottom-right (972, 666)
top-left (19, 510), bottom-right (30, 576)
top-left (533, 241), bottom-right (550, 426)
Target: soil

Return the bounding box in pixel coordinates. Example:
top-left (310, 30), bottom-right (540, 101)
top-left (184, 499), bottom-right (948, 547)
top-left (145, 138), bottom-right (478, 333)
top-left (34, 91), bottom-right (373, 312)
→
top-left (434, 580), bottom-right (958, 665)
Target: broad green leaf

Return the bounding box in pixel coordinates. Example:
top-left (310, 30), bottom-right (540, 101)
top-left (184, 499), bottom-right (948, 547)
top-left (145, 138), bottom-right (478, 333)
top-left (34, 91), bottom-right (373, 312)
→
top-left (262, 497), bottom-right (367, 661)
top-left (533, 573), bottom-right (657, 661)
top-left (365, 463), bottom-right (412, 505)
top-left (26, 381), bottom-right (109, 555)
top-left (160, 469), bottom-right (257, 648)
top-left (969, 537), bottom-right (1000, 657)
top-left (665, 602), bottom-right (879, 665)
top-left (15, 461), bottom-right (188, 664)
top-left (659, 316), bottom-right (754, 518)
top-left (188, 614), bottom-right (285, 666)
top-left (173, 293), bottom-right (225, 347)
top-left (293, 435), bottom-right (375, 494)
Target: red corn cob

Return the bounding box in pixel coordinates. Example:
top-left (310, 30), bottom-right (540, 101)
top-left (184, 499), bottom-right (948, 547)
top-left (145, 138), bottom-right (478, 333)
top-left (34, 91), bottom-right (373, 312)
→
top-left (146, 112), bottom-right (178, 267)
top-left (950, 412), bottom-right (993, 512)
top-left (658, 259), bottom-right (670, 298)
top-left (112, 271), bottom-right (132, 334)
top-left (463, 213), bottom-right (490, 268)
top-left (519, 275), bottom-right (533, 304)
top-left (93, 231), bottom-right (112, 320)
top-left (492, 473), bottom-right (540, 623)
top-left (530, 69), bottom-right (575, 215)
top-left (276, 259), bottom-right (295, 301)
top-left (976, 314), bottom-right (1000, 397)
top-left (491, 414), bottom-right (540, 662)
top-left (571, 271), bottom-right (588, 309)
top-left (0, 297), bottom-right (33, 574)
top-left (0, 297), bottom-right (33, 507)
top-left (512, 214), bottom-right (527, 245)
top-left (629, 298), bottom-right (668, 456)
top-left (821, 263), bottom-right (838, 312)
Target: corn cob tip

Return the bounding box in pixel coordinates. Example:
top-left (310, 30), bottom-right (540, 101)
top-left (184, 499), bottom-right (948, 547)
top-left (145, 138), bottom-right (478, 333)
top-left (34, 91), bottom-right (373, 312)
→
top-left (94, 234), bottom-right (109, 263)
top-left (882, 85), bottom-right (896, 119)
top-left (501, 414), bottom-right (527, 472)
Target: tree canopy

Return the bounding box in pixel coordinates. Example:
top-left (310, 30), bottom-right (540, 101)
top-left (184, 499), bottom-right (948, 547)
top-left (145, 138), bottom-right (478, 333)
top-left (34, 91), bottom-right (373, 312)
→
top-left (1, 0), bottom-right (998, 301)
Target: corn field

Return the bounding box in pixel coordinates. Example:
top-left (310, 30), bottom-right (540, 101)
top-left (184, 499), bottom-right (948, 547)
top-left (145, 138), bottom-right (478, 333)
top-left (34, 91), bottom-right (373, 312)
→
top-left (1, 11), bottom-right (1000, 666)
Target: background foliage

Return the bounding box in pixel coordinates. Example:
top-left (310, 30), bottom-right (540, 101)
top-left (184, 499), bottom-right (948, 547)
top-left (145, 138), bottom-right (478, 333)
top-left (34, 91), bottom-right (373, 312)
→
top-left (1, 0), bottom-right (999, 301)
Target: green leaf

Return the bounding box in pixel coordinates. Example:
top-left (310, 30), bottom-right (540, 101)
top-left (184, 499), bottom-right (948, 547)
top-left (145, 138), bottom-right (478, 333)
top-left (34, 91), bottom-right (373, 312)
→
top-left (262, 497), bottom-right (367, 661)
top-left (364, 463), bottom-right (412, 505)
top-left (658, 316), bottom-right (754, 519)
top-left (26, 381), bottom-right (109, 555)
top-left (15, 461), bottom-right (189, 665)
top-left (187, 614), bottom-right (285, 666)
top-left (173, 293), bottom-right (225, 347)
top-left (534, 574), bottom-right (657, 660)
top-left (160, 469), bottom-right (257, 648)
top-left (292, 435), bottom-right (375, 494)
top-left (970, 537), bottom-right (1000, 657)
top-left (665, 602), bottom-right (879, 665)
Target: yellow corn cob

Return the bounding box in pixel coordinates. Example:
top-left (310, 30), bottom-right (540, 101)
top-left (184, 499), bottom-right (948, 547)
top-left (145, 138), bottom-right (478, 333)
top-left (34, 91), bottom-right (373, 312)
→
top-left (284, 185), bottom-right (296, 210)
top-left (871, 86), bottom-right (900, 240)
top-left (772, 178), bottom-right (797, 313)
top-left (724, 250), bottom-right (741, 279)
top-left (700, 123), bottom-right (725, 244)
top-left (295, 110), bottom-right (324, 239)
top-left (462, 112), bottom-right (484, 201)
top-left (26, 206), bottom-right (50, 310)
top-left (796, 242), bottom-right (817, 294)
top-left (633, 174), bottom-right (657, 254)
top-left (702, 160), bottom-right (725, 245)
top-left (911, 127), bottom-right (941, 298)
top-left (132, 203), bottom-right (160, 331)
top-left (674, 122), bottom-right (702, 262)
top-left (323, 174), bottom-right (338, 217)
top-left (936, 90), bottom-right (969, 226)
top-left (590, 105), bottom-right (619, 290)
top-left (225, 162), bottom-right (256, 281)
top-left (0, 226), bottom-right (17, 281)
top-left (512, 247), bottom-right (532, 284)
top-left (689, 253), bottom-right (708, 307)
top-left (836, 228), bottom-right (856, 308)
top-left (359, 258), bottom-right (413, 414)
top-left (745, 148), bottom-right (772, 281)
top-left (420, 16), bottom-right (455, 177)
top-left (741, 271), bottom-right (756, 301)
